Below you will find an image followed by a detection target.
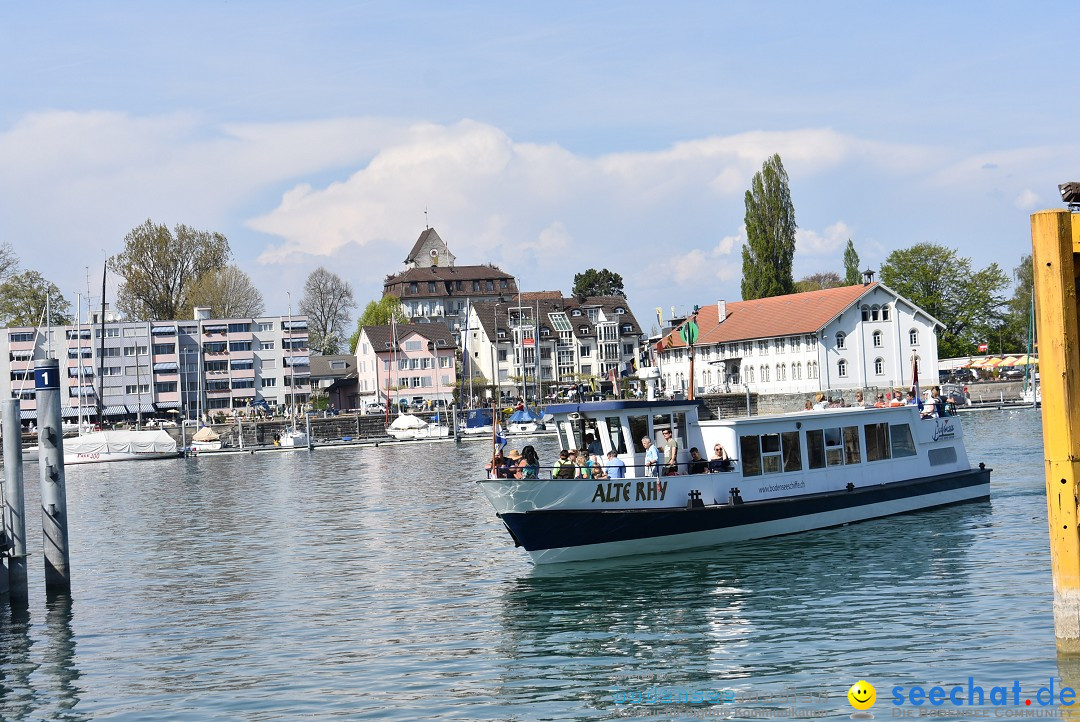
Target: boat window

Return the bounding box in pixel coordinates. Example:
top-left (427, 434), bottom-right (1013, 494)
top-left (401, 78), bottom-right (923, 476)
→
top-left (806, 429), bottom-right (826, 469)
top-left (782, 431), bottom-right (802, 472)
top-left (605, 416), bottom-right (627, 454)
top-left (890, 424), bottom-right (918, 458)
top-left (675, 412), bottom-right (688, 443)
top-left (629, 415), bottom-right (649, 453)
top-left (865, 422), bottom-right (892, 462)
top-left (652, 413), bottom-right (670, 436)
top-left (557, 423), bottom-right (571, 451)
top-left (843, 426), bottom-right (862, 464)
top-left (928, 447), bottom-right (956, 466)
top-left (824, 427), bottom-right (845, 467)
top-left (739, 435), bottom-right (762, 477)
top-left (761, 433), bottom-right (782, 474)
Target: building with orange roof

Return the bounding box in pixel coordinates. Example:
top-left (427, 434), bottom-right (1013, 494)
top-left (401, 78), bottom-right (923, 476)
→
top-left (654, 281), bottom-right (942, 395)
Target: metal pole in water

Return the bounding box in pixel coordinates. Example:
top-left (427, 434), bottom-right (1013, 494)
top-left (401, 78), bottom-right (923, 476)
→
top-left (35, 358), bottom-right (71, 593)
top-left (2, 398), bottom-right (28, 604)
top-left (1031, 207), bottom-right (1080, 652)
top-left (305, 413), bottom-right (313, 450)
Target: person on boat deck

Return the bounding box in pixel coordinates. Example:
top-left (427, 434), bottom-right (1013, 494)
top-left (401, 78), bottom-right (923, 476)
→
top-left (574, 451), bottom-right (592, 479)
top-left (589, 454), bottom-right (607, 479)
top-left (643, 436), bottom-right (659, 476)
top-left (485, 451), bottom-right (508, 479)
top-left (874, 392), bottom-right (887, 408)
top-left (519, 445), bottom-right (540, 479)
top-left (709, 444), bottom-right (733, 472)
top-left (585, 433), bottom-right (603, 456)
top-left (813, 392), bottom-right (828, 410)
top-left (553, 449), bottom-right (575, 479)
top-left (905, 390), bottom-right (918, 406)
top-left (504, 449), bottom-right (523, 477)
top-left (888, 390), bottom-right (905, 407)
top-left (854, 391), bottom-right (868, 407)
top-left (803, 399), bottom-right (813, 411)
top-left (661, 428), bottom-right (679, 476)
top-left (921, 387), bottom-right (942, 419)
top-left (687, 447), bottom-right (708, 475)
top-left (603, 449), bottom-right (626, 479)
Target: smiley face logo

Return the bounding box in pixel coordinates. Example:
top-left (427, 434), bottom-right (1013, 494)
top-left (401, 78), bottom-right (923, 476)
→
top-left (848, 680), bottom-right (876, 711)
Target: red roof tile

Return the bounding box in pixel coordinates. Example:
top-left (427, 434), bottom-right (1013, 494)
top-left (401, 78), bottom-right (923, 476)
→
top-left (663, 284), bottom-right (877, 347)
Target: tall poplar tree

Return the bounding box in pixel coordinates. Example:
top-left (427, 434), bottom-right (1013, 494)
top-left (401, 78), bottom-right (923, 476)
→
top-left (843, 239), bottom-right (861, 285)
top-left (741, 154), bottom-right (797, 300)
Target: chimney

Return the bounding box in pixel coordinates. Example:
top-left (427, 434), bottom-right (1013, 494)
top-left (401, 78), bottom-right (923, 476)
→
top-left (717, 300), bottom-right (727, 323)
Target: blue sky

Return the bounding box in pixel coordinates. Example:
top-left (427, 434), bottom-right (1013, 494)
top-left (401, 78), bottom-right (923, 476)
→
top-left (1, 2), bottom-right (1077, 330)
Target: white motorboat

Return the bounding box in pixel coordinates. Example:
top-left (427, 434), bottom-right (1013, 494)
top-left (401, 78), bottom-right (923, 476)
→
top-left (190, 426), bottom-right (224, 452)
top-left (505, 406), bottom-right (546, 435)
top-left (477, 398), bottom-right (990, 564)
top-left (387, 414), bottom-right (450, 441)
top-left (63, 429), bottom-right (180, 464)
top-left (460, 408), bottom-right (499, 436)
top-left (279, 427), bottom-right (309, 448)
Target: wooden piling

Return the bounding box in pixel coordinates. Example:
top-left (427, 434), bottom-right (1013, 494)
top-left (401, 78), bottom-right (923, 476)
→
top-left (1031, 208), bottom-right (1080, 652)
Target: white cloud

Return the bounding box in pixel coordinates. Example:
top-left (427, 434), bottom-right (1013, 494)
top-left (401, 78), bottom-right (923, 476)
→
top-left (1015, 189), bottom-right (1040, 209)
top-left (797, 221), bottom-right (853, 255)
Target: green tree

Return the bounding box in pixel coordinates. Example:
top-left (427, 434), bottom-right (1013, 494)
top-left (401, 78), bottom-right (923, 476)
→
top-left (879, 243), bottom-right (1009, 357)
top-left (572, 268), bottom-right (626, 298)
top-left (741, 154), bottom-right (797, 300)
top-left (997, 254), bottom-right (1034, 354)
top-left (794, 271), bottom-right (843, 293)
top-left (300, 267), bottom-right (357, 355)
top-left (108, 219), bottom-right (231, 320)
top-left (0, 270), bottom-right (73, 327)
top-left (348, 296), bottom-right (405, 352)
top-left (184, 265), bottom-right (264, 319)
top-left (843, 239), bottom-right (861, 285)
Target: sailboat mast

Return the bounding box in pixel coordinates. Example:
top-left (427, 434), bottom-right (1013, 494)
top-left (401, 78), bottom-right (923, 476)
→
top-left (97, 266), bottom-right (106, 424)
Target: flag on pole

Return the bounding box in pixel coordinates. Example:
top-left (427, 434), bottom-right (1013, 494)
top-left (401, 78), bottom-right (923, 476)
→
top-left (609, 367), bottom-right (618, 396)
top-left (911, 354), bottom-right (922, 410)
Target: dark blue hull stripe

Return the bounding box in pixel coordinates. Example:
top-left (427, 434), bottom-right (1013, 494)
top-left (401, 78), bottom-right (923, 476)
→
top-left (499, 469), bottom-right (990, 552)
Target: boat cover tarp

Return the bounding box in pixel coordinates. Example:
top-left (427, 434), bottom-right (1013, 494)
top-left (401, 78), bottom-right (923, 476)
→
top-left (465, 409), bottom-right (494, 428)
top-left (65, 430), bottom-right (177, 456)
top-left (192, 427), bottom-right (221, 442)
top-left (388, 414), bottom-right (427, 431)
top-left (508, 407), bottom-right (542, 423)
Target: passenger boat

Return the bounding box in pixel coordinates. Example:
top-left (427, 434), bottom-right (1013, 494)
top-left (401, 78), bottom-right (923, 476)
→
top-left (477, 398), bottom-right (990, 564)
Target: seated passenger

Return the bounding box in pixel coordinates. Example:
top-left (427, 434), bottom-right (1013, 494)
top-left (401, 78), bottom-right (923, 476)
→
top-left (888, 390), bottom-right (905, 407)
top-left (602, 449), bottom-right (626, 479)
top-left (519, 445), bottom-right (540, 479)
top-left (687, 447), bottom-right (708, 475)
top-left (709, 444), bottom-right (733, 472)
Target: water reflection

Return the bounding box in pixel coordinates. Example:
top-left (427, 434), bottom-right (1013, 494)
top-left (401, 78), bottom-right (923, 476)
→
top-left (0, 595), bottom-right (83, 722)
top-left (495, 501), bottom-right (989, 714)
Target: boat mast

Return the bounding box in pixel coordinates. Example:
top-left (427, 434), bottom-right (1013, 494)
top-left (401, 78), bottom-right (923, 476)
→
top-left (76, 292), bottom-right (82, 430)
top-left (97, 266), bottom-right (106, 425)
top-left (287, 291), bottom-right (294, 425)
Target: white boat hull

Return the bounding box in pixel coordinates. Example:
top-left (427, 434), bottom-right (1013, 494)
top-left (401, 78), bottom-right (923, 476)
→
top-left (388, 425), bottom-right (451, 441)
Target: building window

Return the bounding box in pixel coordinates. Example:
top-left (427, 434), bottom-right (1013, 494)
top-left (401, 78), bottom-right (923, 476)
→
top-left (909, 329), bottom-right (919, 345)
top-left (260, 341), bottom-right (275, 351)
top-left (428, 281), bottom-right (436, 293)
top-left (747, 366), bottom-right (755, 383)
top-left (409, 282), bottom-right (418, 294)
top-left (881, 305), bottom-right (891, 321)
top-left (871, 305), bottom-right (880, 321)
top-left (835, 332), bottom-right (846, 349)
top-left (261, 378), bottom-right (277, 388)
top-left (872, 331), bottom-right (882, 348)
top-left (861, 305), bottom-right (870, 322)
top-left (874, 357), bottom-right (884, 375)
top-left (255, 322), bottom-right (273, 332)
top-left (838, 359), bottom-right (848, 377)
top-left (228, 323), bottom-right (251, 333)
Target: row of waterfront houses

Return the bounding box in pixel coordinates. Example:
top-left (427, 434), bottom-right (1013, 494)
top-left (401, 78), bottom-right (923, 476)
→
top-left (0, 227), bottom-right (945, 421)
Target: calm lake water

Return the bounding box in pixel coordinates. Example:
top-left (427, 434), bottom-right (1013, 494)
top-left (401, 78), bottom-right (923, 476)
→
top-left (0, 409), bottom-right (1067, 720)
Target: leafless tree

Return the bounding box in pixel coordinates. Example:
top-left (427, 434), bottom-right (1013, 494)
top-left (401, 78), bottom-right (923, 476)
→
top-left (300, 267), bottom-right (357, 355)
top-left (184, 265), bottom-right (264, 319)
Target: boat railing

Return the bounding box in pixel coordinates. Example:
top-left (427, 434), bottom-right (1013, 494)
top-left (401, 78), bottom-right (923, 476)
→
top-left (485, 462), bottom-right (737, 480)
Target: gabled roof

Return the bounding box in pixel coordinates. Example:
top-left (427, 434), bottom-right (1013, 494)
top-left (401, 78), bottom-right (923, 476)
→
top-left (361, 323), bottom-right (458, 352)
top-left (384, 264), bottom-right (514, 287)
top-left (469, 295), bottom-right (642, 341)
top-left (308, 354), bottom-right (356, 379)
top-left (661, 283), bottom-right (883, 348)
top-left (405, 228), bottom-right (443, 264)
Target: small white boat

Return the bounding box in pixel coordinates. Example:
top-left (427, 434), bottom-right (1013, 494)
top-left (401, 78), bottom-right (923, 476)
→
top-left (64, 429), bottom-right (180, 464)
top-left (460, 408), bottom-right (499, 436)
top-left (505, 406), bottom-right (546, 435)
top-left (387, 414), bottom-right (450, 441)
top-left (190, 426), bottom-right (223, 452)
top-left (279, 427), bottom-right (309, 448)
top-left (478, 398), bottom-right (990, 564)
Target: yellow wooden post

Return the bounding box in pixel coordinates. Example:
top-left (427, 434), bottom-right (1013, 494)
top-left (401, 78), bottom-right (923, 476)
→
top-left (1032, 209), bottom-right (1080, 652)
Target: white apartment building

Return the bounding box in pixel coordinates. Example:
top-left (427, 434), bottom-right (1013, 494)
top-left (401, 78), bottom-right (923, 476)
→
top-left (655, 282), bottom-right (942, 396)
